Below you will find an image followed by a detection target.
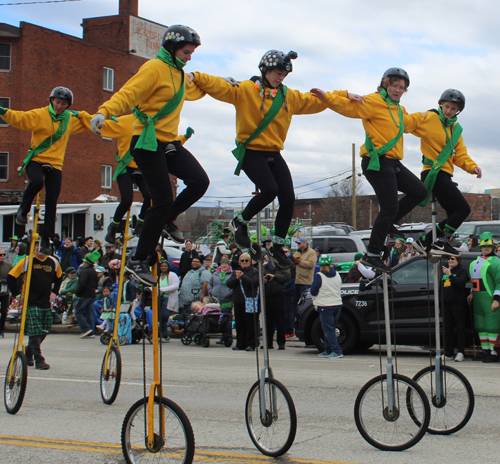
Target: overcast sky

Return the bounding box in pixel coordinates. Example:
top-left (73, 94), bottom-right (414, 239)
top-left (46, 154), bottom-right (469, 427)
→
top-left (2, 0), bottom-right (499, 209)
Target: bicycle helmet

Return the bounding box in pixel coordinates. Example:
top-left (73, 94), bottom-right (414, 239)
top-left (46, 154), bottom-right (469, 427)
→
top-left (162, 25), bottom-right (201, 47)
top-left (438, 88), bottom-right (465, 111)
top-left (381, 67), bottom-right (410, 87)
top-left (259, 50), bottom-right (298, 74)
top-left (49, 87), bottom-right (74, 107)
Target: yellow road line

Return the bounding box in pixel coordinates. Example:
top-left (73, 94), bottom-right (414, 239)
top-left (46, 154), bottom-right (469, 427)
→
top-left (0, 434), bottom-right (360, 464)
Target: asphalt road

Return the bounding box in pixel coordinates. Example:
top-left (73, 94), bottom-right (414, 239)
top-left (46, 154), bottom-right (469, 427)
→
top-left (0, 333), bottom-right (498, 464)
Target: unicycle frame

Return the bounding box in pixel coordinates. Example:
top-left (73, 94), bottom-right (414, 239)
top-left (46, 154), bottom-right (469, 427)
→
top-left (7, 193), bottom-right (41, 382)
top-left (382, 272), bottom-right (396, 415)
top-left (103, 209), bottom-right (131, 377)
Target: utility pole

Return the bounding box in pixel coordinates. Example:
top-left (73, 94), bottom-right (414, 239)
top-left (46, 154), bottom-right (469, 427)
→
top-left (352, 143), bottom-right (357, 228)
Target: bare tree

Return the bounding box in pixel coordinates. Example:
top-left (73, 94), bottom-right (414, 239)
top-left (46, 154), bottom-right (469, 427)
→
top-left (321, 177), bottom-right (364, 225)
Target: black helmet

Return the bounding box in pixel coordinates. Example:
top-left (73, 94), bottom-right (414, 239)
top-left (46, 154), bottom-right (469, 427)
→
top-left (382, 67), bottom-right (410, 87)
top-left (49, 87), bottom-right (74, 107)
top-left (438, 88), bottom-right (465, 111)
top-left (259, 50), bottom-right (298, 74)
top-left (162, 25), bottom-right (201, 47)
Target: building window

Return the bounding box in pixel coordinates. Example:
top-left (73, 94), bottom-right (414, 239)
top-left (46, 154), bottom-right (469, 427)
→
top-left (0, 44), bottom-right (11, 72)
top-left (0, 97), bottom-right (10, 126)
top-left (0, 152), bottom-right (8, 181)
top-left (101, 165), bottom-right (112, 189)
top-left (103, 67), bottom-right (114, 92)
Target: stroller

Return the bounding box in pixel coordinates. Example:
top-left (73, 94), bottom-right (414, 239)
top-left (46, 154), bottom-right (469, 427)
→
top-left (180, 300), bottom-right (233, 348)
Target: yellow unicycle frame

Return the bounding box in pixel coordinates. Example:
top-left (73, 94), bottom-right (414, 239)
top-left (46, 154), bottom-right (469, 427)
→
top-left (147, 262), bottom-right (164, 447)
top-left (103, 209), bottom-right (131, 373)
top-left (7, 193), bottom-right (41, 382)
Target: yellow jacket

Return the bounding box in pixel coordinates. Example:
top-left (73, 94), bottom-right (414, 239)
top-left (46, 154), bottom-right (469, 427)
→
top-left (322, 92), bottom-right (425, 160)
top-left (192, 74), bottom-right (333, 152)
top-left (2, 106), bottom-right (87, 170)
top-left (97, 59), bottom-right (205, 142)
top-left (410, 111), bottom-right (477, 176)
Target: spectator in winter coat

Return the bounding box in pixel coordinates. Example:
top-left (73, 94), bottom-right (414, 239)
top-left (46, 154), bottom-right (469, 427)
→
top-left (441, 254), bottom-right (469, 362)
top-left (57, 237), bottom-right (83, 272)
top-left (264, 261), bottom-right (291, 350)
top-left (11, 242), bottom-right (28, 267)
top-left (178, 240), bottom-right (199, 280)
top-left (213, 233), bottom-right (232, 265)
top-left (389, 238), bottom-right (405, 267)
top-left (346, 253), bottom-right (376, 283)
top-left (99, 244), bottom-right (121, 270)
top-left (209, 259), bottom-right (234, 344)
top-left (227, 253), bottom-right (259, 351)
top-left (0, 250), bottom-right (13, 338)
top-left (229, 242), bottom-right (243, 271)
top-left (398, 237), bottom-right (420, 263)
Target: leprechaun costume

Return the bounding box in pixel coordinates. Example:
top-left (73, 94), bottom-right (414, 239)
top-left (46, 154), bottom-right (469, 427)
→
top-left (469, 232), bottom-right (500, 354)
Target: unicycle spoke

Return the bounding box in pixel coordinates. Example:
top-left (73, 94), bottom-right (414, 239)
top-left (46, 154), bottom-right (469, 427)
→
top-left (411, 364), bottom-right (474, 435)
top-left (354, 374), bottom-right (430, 451)
top-left (100, 345), bottom-right (122, 405)
top-left (245, 378), bottom-right (297, 457)
top-left (4, 352), bottom-right (28, 415)
top-left (121, 396), bottom-right (194, 464)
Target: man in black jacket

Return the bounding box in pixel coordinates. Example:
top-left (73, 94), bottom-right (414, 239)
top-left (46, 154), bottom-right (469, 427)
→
top-left (178, 240), bottom-right (199, 280)
top-left (74, 250), bottom-right (100, 338)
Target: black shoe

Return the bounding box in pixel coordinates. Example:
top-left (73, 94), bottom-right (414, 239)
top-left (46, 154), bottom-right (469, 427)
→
top-left (414, 234), bottom-right (433, 255)
top-left (483, 353), bottom-right (499, 363)
top-left (361, 254), bottom-right (392, 273)
top-left (133, 219), bottom-right (144, 237)
top-left (388, 225), bottom-right (405, 240)
top-left (162, 222), bottom-right (184, 244)
top-left (16, 207), bottom-right (27, 225)
top-left (245, 346), bottom-right (255, 352)
top-left (35, 360), bottom-right (50, 370)
top-left (232, 346), bottom-right (244, 351)
top-left (278, 344), bottom-right (285, 350)
top-left (27, 358), bottom-right (34, 367)
top-left (40, 237), bottom-right (52, 255)
top-left (267, 247), bottom-right (292, 268)
top-left (229, 217), bottom-right (251, 249)
top-left (105, 222), bottom-right (118, 244)
top-left (125, 256), bottom-right (157, 286)
top-left (428, 240), bottom-right (460, 257)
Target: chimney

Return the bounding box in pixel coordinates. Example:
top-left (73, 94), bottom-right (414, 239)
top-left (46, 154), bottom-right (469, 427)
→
top-left (119, 0), bottom-right (138, 16)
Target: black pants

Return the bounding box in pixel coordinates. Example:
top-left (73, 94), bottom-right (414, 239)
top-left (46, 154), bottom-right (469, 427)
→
top-left (114, 167), bottom-right (151, 222)
top-left (25, 334), bottom-right (47, 364)
top-left (19, 161), bottom-right (62, 240)
top-left (234, 302), bottom-right (258, 349)
top-left (443, 301), bottom-right (466, 356)
top-left (0, 294), bottom-right (9, 334)
top-left (421, 170), bottom-right (471, 233)
top-left (265, 292), bottom-right (285, 347)
top-left (362, 156), bottom-right (427, 253)
top-left (241, 150), bottom-right (294, 239)
top-left (131, 137), bottom-right (209, 260)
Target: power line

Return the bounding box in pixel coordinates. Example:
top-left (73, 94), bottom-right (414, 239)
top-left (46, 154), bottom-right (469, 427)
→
top-left (0, 0), bottom-right (80, 5)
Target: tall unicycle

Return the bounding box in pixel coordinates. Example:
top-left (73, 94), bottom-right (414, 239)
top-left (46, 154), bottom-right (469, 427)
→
top-left (121, 260), bottom-right (195, 463)
top-left (99, 210), bottom-right (132, 405)
top-left (354, 269), bottom-right (431, 451)
top-left (244, 200), bottom-right (297, 457)
top-left (4, 193), bottom-right (42, 414)
top-left (408, 196), bottom-right (474, 434)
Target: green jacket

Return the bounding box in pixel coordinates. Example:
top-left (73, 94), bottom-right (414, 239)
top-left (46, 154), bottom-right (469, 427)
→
top-left (469, 255), bottom-right (500, 298)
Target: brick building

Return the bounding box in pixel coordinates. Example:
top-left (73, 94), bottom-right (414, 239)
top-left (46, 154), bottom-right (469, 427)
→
top-left (0, 0), bottom-right (175, 206)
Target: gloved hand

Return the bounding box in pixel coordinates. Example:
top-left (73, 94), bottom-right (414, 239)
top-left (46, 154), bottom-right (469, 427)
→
top-left (0, 107), bottom-right (7, 115)
top-left (184, 127), bottom-right (195, 139)
top-left (223, 77), bottom-right (239, 87)
top-left (90, 113), bottom-right (106, 135)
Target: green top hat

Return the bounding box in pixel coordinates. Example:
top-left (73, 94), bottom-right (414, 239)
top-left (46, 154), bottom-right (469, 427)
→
top-left (479, 231), bottom-right (494, 247)
top-left (83, 250), bottom-right (101, 265)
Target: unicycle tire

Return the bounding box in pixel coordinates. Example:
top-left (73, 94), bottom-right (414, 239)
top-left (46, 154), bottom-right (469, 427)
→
top-left (121, 395), bottom-right (195, 464)
top-left (409, 364), bottom-right (474, 435)
top-left (245, 377), bottom-right (297, 457)
top-left (100, 345), bottom-right (122, 405)
top-left (354, 373), bottom-right (430, 451)
top-left (4, 351), bottom-right (28, 415)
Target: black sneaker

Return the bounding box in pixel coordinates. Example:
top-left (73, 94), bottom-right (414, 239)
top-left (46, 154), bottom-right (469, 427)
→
top-left (414, 234), bottom-right (433, 255)
top-left (35, 360), bottom-right (50, 370)
top-left (105, 222), bottom-right (118, 244)
top-left (229, 217), bottom-right (251, 249)
top-left (249, 242), bottom-right (262, 261)
top-left (361, 254), bottom-right (392, 273)
top-left (26, 358), bottom-right (34, 367)
top-left (428, 240), bottom-right (460, 257)
top-left (267, 247), bottom-right (292, 268)
top-left (482, 353), bottom-right (499, 363)
top-left (40, 237), bottom-right (52, 255)
top-left (388, 225), bottom-right (405, 240)
top-left (16, 207), bottom-right (27, 225)
top-left (162, 222), bottom-right (184, 244)
top-left (133, 220), bottom-right (144, 237)
top-left (125, 256), bottom-right (157, 286)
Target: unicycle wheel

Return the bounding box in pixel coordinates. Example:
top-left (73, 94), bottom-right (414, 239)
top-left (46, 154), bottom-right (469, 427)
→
top-left (245, 377), bottom-right (297, 457)
top-left (121, 395), bottom-right (195, 464)
top-left (354, 373), bottom-right (430, 451)
top-left (4, 351), bottom-right (28, 415)
top-left (409, 364), bottom-right (474, 435)
top-left (100, 345), bottom-right (122, 405)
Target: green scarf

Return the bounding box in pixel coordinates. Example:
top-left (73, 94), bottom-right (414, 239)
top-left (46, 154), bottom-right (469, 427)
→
top-left (364, 90), bottom-right (404, 172)
top-left (18, 105), bottom-right (76, 176)
top-left (438, 107), bottom-right (457, 126)
top-left (156, 47), bottom-right (187, 70)
top-left (113, 150), bottom-right (133, 180)
top-left (219, 270), bottom-right (228, 284)
top-left (133, 49), bottom-right (186, 152)
top-left (231, 85), bottom-right (287, 176)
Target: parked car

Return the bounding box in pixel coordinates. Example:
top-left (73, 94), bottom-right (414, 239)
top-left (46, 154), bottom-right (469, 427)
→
top-left (311, 235), bottom-right (366, 265)
top-left (295, 252), bottom-right (480, 354)
top-left (314, 222), bottom-right (356, 234)
top-left (470, 221), bottom-right (500, 243)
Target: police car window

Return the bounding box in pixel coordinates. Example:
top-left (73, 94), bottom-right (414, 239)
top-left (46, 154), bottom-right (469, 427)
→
top-left (325, 238), bottom-right (357, 253)
top-left (391, 259), bottom-right (434, 285)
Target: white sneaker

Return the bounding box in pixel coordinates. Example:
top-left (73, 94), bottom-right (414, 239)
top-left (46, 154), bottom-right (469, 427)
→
top-left (455, 352), bottom-right (464, 362)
